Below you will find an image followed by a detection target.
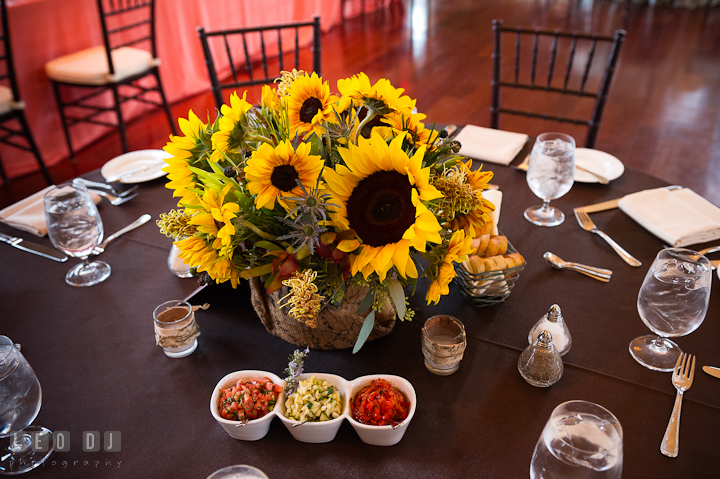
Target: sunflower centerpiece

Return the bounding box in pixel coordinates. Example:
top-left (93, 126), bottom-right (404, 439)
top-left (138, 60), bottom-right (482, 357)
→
top-left (157, 71), bottom-right (495, 352)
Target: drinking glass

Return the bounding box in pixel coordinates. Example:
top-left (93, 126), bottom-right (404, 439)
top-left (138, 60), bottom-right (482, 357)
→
top-left (530, 400), bottom-right (623, 479)
top-left (44, 183), bottom-right (111, 287)
top-left (630, 248), bottom-right (711, 371)
top-left (207, 465), bottom-right (269, 479)
top-left (0, 336), bottom-right (54, 474)
top-left (524, 132), bottom-right (576, 227)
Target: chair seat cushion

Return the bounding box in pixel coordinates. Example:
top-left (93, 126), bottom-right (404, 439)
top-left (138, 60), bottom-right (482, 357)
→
top-left (0, 85), bottom-right (12, 115)
top-left (45, 46), bottom-right (155, 86)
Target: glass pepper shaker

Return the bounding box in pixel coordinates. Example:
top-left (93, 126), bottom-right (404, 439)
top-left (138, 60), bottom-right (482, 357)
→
top-left (528, 304), bottom-right (571, 356)
top-left (518, 330), bottom-right (564, 387)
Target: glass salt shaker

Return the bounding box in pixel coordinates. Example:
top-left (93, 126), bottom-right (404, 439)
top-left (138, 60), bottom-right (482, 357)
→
top-left (528, 304), bottom-right (571, 356)
top-left (518, 330), bottom-right (563, 387)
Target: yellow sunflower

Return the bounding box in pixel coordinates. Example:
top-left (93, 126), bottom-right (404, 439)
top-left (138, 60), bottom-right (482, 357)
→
top-left (286, 72), bottom-right (339, 139)
top-left (210, 91), bottom-right (253, 162)
top-left (426, 229), bottom-right (475, 305)
top-left (337, 73), bottom-right (416, 139)
top-left (190, 184), bottom-right (240, 249)
top-left (245, 140), bottom-right (324, 210)
top-left (379, 111), bottom-right (440, 150)
top-left (175, 235), bottom-right (240, 288)
top-left (261, 84), bottom-right (280, 112)
top-left (323, 130), bottom-right (444, 282)
top-left (163, 110), bottom-right (211, 207)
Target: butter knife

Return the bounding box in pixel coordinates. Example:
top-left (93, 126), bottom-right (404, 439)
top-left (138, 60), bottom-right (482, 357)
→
top-left (702, 366), bottom-right (720, 380)
top-left (0, 232), bottom-right (68, 262)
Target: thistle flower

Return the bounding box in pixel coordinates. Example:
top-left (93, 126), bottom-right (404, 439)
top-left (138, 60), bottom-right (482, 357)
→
top-left (157, 209), bottom-right (199, 240)
top-left (283, 347), bottom-right (310, 396)
top-left (278, 270), bottom-right (325, 328)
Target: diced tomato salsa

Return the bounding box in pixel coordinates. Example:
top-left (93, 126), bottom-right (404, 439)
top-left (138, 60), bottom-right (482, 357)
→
top-left (218, 376), bottom-right (283, 421)
top-left (351, 378), bottom-right (410, 426)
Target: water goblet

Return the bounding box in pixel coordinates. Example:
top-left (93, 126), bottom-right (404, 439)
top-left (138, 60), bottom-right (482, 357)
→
top-left (530, 400), bottom-right (623, 479)
top-left (44, 183), bottom-right (111, 287)
top-left (630, 248), bottom-right (711, 372)
top-left (524, 132), bottom-right (576, 227)
top-left (0, 336), bottom-right (54, 474)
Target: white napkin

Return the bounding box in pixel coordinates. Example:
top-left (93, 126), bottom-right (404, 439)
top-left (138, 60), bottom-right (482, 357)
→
top-left (455, 125), bottom-right (528, 166)
top-left (482, 188), bottom-right (502, 236)
top-left (618, 187), bottom-right (720, 247)
top-left (0, 186), bottom-right (101, 237)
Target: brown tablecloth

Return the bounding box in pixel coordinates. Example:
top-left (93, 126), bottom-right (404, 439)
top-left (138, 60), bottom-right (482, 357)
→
top-left (3, 157), bottom-right (720, 478)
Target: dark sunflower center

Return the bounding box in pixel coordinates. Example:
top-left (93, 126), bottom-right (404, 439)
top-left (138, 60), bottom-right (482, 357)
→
top-left (346, 170), bottom-right (415, 247)
top-left (358, 107), bottom-right (386, 138)
top-left (300, 97), bottom-right (323, 123)
top-left (271, 165), bottom-right (300, 192)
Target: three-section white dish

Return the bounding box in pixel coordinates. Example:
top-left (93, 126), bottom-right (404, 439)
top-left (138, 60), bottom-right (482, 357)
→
top-left (210, 370), bottom-right (416, 446)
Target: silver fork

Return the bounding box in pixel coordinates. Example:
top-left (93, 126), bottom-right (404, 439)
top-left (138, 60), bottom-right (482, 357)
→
top-left (88, 188), bottom-right (138, 206)
top-left (661, 353), bottom-right (695, 458)
top-left (573, 208), bottom-right (642, 267)
top-left (73, 177), bottom-right (139, 198)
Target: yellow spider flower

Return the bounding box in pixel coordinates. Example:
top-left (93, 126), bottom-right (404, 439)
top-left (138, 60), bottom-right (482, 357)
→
top-left (190, 184), bottom-right (240, 248)
top-left (324, 130), bottom-right (444, 282)
top-left (245, 139), bottom-right (324, 211)
top-left (210, 91), bottom-right (253, 162)
top-left (425, 230), bottom-right (475, 305)
top-left (443, 160), bottom-right (495, 235)
top-left (286, 72), bottom-right (339, 139)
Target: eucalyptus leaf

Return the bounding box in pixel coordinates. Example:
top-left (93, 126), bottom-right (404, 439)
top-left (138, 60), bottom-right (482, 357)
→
top-left (388, 279), bottom-right (406, 320)
top-left (357, 288), bottom-right (374, 314)
top-left (352, 310), bottom-right (375, 354)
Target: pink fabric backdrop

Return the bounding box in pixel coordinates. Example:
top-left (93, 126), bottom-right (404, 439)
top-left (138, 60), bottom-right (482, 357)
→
top-left (3, 0), bottom-right (387, 179)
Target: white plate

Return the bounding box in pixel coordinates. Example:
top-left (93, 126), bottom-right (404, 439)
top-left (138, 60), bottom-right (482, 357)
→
top-left (101, 149), bottom-right (171, 183)
top-left (574, 148), bottom-right (624, 184)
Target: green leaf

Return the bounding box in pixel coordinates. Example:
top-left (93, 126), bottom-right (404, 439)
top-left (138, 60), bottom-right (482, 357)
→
top-left (208, 159), bottom-right (226, 176)
top-left (254, 241), bottom-right (282, 251)
top-left (356, 288), bottom-right (374, 314)
top-left (388, 279), bottom-right (406, 321)
top-left (352, 310), bottom-right (375, 354)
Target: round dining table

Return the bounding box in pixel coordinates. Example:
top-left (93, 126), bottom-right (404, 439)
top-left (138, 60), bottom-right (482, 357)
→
top-left (2, 143), bottom-right (720, 478)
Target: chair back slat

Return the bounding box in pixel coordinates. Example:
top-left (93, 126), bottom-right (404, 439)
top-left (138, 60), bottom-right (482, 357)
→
top-left (579, 38), bottom-right (598, 95)
top-left (97, 0), bottom-right (156, 74)
top-left (530, 32), bottom-right (539, 87)
top-left (491, 19), bottom-right (625, 148)
top-left (0, 0), bottom-right (19, 101)
top-left (224, 35), bottom-right (238, 84)
top-left (563, 38), bottom-right (578, 92)
top-left (198, 16), bottom-right (322, 110)
top-left (546, 33), bottom-right (559, 89)
top-left (241, 32), bottom-right (254, 82)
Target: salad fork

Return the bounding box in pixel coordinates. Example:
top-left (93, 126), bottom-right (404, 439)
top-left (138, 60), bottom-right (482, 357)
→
top-left (87, 188), bottom-right (138, 206)
top-left (661, 353), bottom-right (695, 458)
top-left (574, 208), bottom-right (642, 267)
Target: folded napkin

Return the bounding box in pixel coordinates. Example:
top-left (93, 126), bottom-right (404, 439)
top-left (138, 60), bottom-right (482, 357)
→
top-left (455, 125), bottom-right (528, 166)
top-left (482, 188), bottom-right (502, 236)
top-left (618, 187), bottom-right (720, 247)
top-left (0, 186), bottom-right (101, 237)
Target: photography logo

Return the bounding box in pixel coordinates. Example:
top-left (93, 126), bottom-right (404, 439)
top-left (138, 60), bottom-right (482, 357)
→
top-left (30, 431), bottom-right (121, 452)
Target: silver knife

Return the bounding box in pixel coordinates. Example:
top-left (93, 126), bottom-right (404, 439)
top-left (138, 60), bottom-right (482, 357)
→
top-left (0, 232), bottom-right (68, 262)
top-left (702, 366), bottom-right (720, 380)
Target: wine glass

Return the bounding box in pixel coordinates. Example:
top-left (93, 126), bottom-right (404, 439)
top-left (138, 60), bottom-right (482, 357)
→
top-left (630, 248), bottom-right (711, 371)
top-left (524, 132), bottom-right (576, 227)
top-left (44, 183), bottom-right (111, 287)
top-left (0, 336), bottom-right (54, 474)
top-left (530, 400), bottom-right (623, 479)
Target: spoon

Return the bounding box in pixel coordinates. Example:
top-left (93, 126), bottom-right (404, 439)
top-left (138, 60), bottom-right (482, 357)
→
top-left (544, 252), bottom-right (613, 282)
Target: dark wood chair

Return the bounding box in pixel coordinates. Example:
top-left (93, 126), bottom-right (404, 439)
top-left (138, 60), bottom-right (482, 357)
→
top-left (490, 20), bottom-right (626, 149)
top-left (197, 16), bottom-right (321, 111)
top-left (0, 0), bottom-right (51, 185)
top-left (45, 0), bottom-right (176, 159)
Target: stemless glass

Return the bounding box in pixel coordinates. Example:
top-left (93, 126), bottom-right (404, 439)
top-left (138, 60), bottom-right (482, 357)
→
top-left (44, 184), bottom-right (111, 287)
top-left (630, 248), bottom-right (711, 371)
top-left (530, 400), bottom-right (623, 479)
top-left (0, 336), bottom-right (54, 474)
top-left (524, 132), bottom-right (576, 227)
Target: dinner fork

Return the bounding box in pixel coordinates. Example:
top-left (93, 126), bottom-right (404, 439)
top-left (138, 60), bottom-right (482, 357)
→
top-left (73, 177), bottom-right (138, 198)
top-left (661, 353), bottom-right (695, 458)
top-left (573, 208), bottom-right (642, 267)
top-left (87, 188), bottom-right (138, 206)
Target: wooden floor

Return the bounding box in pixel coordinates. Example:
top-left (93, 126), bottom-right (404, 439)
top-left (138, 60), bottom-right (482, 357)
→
top-left (2, 0), bottom-right (719, 208)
